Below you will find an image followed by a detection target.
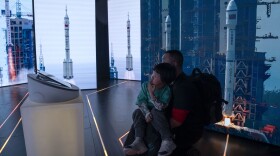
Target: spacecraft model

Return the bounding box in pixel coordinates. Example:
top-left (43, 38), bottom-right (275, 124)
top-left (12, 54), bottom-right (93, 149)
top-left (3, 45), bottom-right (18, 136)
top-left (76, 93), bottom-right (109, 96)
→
top-left (223, 0), bottom-right (237, 116)
top-left (165, 15), bottom-right (171, 51)
top-left (126, 14), bottom-right (133, 71)
top-left (63, 6), bottom-right (73, 79)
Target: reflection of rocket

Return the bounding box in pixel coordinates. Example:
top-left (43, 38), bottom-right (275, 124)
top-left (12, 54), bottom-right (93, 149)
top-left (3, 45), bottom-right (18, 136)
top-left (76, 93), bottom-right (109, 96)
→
top-left (223, 0), bottom-right (237, 116)
top-left (126, 14), bottom-right (133, 71)
top-left (165, 15), bottom-right (171, 51)
top-left (63, 6), bottom-right (73, 79)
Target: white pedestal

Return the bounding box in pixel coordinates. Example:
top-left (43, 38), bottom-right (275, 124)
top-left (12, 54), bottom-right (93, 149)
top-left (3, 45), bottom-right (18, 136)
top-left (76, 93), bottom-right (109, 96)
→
top-left (20, 96), bottom-right (84, 156)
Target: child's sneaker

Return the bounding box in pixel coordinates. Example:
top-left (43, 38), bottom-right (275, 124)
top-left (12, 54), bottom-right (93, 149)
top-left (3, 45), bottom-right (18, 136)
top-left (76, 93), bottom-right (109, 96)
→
top-left (123, 139), bottom-right (148, 155)
top-left (158, 139), bottom-right (176, 156)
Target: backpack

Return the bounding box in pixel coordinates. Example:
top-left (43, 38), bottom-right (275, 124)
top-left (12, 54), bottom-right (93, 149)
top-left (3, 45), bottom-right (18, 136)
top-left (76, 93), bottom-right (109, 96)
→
top-left (191, 68), bottom-right (228, 125)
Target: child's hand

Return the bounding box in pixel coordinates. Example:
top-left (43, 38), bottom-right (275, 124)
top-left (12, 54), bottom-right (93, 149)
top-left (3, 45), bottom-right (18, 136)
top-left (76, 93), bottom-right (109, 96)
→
top-left (145, 112), bottom-right (152, 123)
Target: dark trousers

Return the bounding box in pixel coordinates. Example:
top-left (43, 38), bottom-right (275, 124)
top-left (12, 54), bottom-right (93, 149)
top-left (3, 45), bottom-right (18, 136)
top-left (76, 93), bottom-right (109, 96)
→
top-left (124, 124), bottom-right (161, 156)
top-left (125, 109), bottom-right (203, 156)
top-left (132, 108), bottom-right (172, 140)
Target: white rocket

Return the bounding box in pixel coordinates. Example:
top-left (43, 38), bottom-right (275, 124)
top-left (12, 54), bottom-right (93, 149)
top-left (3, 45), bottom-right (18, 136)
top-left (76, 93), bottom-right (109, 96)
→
top-left (63, 6), bottom-right (73, 79)
top-left (5, 0), bottom-right (16, 80)
top-left (223, 0), bottom-right (237, 116)
top-left (165, 15), bottom-right (171, 51)
top-left (126, 14), bottom-right (133, 71)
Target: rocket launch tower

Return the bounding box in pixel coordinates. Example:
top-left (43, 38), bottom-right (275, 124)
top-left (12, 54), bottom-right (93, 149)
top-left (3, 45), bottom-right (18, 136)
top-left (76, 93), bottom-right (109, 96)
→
top-left (39, 43), bottom-right (45, 71)
top-left (223, 0), bottom-right (237, 117)
top-left (110, 43), bottom-right (118, 79)
top-left (63, 6), bottom-right (73, 79)
top-left (126, 14), bottom-right (133, 71)
top-left (5, 0), bottom-right (12, 47)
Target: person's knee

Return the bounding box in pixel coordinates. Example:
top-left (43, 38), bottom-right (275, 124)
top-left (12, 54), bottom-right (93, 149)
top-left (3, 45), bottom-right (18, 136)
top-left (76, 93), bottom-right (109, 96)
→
top-left (151, 108), bottom-right (156, 114)
top-left (151, 108), bottom-right (166, 119)
top-left (151, 107), bottom-right (162, 114)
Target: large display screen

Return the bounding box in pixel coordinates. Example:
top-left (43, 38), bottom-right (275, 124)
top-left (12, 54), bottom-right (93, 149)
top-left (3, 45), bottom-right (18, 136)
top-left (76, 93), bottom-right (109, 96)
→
top-left (0, 0), bottom-right (34, 87)
top-left (33, 0), bottom-right (96, 89)
top-left (108, 0), bottom-right (141, 80)
top-left (140, 0), bottom-right (280, 147)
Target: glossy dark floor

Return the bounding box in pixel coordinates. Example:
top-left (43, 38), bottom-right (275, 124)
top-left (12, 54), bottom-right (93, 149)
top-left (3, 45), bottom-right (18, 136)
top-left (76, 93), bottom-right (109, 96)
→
top-left (0, 80), bottom-right (279, 156)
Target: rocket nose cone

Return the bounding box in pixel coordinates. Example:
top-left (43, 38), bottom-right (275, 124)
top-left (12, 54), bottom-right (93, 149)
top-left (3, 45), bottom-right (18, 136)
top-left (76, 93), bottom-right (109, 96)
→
top-left (226, 0), bottom-right (237, 11)
top-left (165, 15), bottom-right (171, 23)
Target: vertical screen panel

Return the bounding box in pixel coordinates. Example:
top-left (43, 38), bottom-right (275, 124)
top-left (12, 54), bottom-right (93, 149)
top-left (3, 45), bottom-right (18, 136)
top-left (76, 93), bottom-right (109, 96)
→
top-left (34, 0), bottom-right (96, 89)
top-left (0, 0), bottom-right (34, 87)
top-left (108, 0), bottom-right (141, 80)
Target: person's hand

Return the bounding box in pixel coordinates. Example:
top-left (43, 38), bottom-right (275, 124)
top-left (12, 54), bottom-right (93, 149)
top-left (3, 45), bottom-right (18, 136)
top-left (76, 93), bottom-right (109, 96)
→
top-left (148, 82), bottom-right (155, 99)
top-left (145, 112), bottom-right (152, 123)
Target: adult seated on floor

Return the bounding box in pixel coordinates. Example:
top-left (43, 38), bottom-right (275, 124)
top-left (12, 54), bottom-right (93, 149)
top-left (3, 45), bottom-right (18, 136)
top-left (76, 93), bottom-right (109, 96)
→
top-left (123, 50), bottom-right (205, 156)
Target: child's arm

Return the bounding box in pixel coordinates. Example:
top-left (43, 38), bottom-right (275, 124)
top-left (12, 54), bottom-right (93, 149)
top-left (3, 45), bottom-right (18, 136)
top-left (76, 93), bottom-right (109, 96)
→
top-left (136, 82), bottom-right (150, 114)
top-left (149, 85), bottom-right (171, 111)
top-left (147, 82), bottom-right (166, 111)
top-left (138, 102), bottom-right (150, 115)
top-left (136, 82), bottom-right (153, 122)
top-left (138, 102), bottom-right (152, 122)
top-left (150, 97), bottom-right (167, 111)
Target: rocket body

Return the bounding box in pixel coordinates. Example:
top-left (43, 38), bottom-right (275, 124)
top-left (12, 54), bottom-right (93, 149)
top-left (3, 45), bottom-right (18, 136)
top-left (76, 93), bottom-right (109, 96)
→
top-left (165, 15), bottom-right (171, 51)
top-left (224, 0), bottom-right (237, 116)
top-left (126, 15), bottom-right (133, 71)
top-left (63, 7), bottom-right (73, 79)
top-left (5, 0), bottom-right (16, 80)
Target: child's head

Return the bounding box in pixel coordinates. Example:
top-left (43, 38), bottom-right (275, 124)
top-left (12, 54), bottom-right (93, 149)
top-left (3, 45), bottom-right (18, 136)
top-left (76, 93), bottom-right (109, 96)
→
top-left (150, 63), bottom-right (176, 86)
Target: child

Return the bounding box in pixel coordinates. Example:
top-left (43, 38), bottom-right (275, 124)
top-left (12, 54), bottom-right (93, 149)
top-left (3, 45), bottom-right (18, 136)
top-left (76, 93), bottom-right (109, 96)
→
top-left (124, 63), bottom-right (177, 156)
